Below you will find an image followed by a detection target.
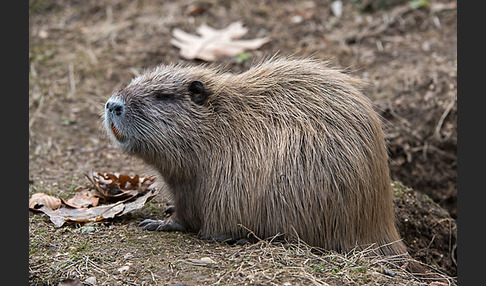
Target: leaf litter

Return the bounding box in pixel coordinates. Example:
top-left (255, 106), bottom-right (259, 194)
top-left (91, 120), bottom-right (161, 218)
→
top-left (29, 172), bottom-right (159, 227)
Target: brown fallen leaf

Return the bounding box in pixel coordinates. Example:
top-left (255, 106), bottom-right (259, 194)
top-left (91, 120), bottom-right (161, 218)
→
top-left (30, 172), bottom-right (159, 227)
top-left (62, 187), bottom-right (100, 209)
top-left (37, 188), bottom-right (158, 227)
top-left (37, 202), bottom-right (126, 227)
top-left (85, 172), bottom-right (156, 203)
top-left (171, 21), bottom-right (271, 61)
top-left (29, 192), bottom-right (62, 211)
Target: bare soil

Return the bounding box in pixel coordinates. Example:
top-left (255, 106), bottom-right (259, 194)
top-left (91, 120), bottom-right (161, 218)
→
top-left (29, 0), bottom-right (457, 285)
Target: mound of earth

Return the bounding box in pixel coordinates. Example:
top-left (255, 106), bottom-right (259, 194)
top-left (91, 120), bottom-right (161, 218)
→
top-left (392, 182), bottom-right (456, 277)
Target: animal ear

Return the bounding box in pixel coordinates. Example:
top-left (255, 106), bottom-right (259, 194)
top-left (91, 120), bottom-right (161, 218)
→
top-left (188, 80), bottom-right (208, 105)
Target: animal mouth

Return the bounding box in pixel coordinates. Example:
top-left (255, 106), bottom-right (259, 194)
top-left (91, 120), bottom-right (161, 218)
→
top-left (111, 122), bottom-right (125, 142)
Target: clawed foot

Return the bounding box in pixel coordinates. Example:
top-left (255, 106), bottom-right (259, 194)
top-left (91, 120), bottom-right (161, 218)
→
top-left (164, 202), bottom-right (175, 215)
top-left (138, 217), bottom-right (185, 232)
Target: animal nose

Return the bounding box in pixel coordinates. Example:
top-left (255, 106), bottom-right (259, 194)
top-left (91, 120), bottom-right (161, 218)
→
top-left (105, 100), bottom-right (124, 116)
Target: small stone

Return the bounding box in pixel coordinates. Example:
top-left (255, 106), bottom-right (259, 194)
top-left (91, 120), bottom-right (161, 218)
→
top-left (291, 15), bottom-right (303, 24)
top-left (331, 1), bottom-right (343, 18)
top-left (200, 257), bottom-right (216, 264)
top-left (84, 277), bottom-right (97, 285)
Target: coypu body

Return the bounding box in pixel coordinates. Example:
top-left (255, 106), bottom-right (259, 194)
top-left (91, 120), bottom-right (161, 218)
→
top-left (104, 57), bottom-right (407, 256)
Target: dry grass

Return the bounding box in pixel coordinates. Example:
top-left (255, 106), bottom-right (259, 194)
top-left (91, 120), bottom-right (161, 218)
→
top-left (29, 210), bottom-right (455, 285)
top-left (210, 232), bottom-right (455, 286)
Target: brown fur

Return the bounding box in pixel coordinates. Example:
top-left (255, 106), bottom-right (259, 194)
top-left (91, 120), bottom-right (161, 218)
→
top-left (104, 56), bottom-right (407, 256)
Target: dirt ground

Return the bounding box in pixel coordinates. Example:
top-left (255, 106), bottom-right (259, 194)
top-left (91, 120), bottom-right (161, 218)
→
top-left (29, 0), bottom-right (457, 285)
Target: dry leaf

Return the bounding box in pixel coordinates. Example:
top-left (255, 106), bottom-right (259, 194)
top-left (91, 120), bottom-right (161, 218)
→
top-left (30, 172), bottom-right (159, 227)
top-left (171, 21), bottom-right (270, 61)
top-left (85, 172), bottom-right (156, 203)
top-left (119, 188), bottom-right (158, 216)
top-left (62, 187), bottom-right (100, 209)
top-left (29, 193), bottom-right (62, 211)
top-left (37, 202), bottom-right (125, 227)
top-left (37, 188), bottom-right (158, 227)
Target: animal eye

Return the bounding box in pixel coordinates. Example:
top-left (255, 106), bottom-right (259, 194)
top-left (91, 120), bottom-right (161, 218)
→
top-left (188, 80), bottom-right (205, 94)
top-left (188, 80), bottom-right (208, 105)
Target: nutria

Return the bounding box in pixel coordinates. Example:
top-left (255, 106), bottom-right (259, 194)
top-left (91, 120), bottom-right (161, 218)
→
top-left (103, 56), bottom-right (407, 256)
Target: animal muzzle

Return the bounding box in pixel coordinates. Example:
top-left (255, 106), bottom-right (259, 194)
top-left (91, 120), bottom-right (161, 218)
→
top-left (105, 99), bottom-right (126, 142)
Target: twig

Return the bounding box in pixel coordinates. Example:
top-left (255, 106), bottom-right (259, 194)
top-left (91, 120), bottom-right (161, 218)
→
top-left (29, 86), bottom-right (46, 132)
top-left (68, 62), bottom-right (76, 97)
top-left (148, 269), bottom-right (156, 283)
top-left (410, 145), bottom-right (456, 160)
top-left (434, 95), bottom-right (456, 141)
top-left (84, 255), bottom-right (109, 276)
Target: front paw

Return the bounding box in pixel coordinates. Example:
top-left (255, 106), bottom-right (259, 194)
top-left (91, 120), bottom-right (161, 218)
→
top-left (138, 219), bottom-right (164, 231)
top-left (138, 217), bottom-right (185, 232)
